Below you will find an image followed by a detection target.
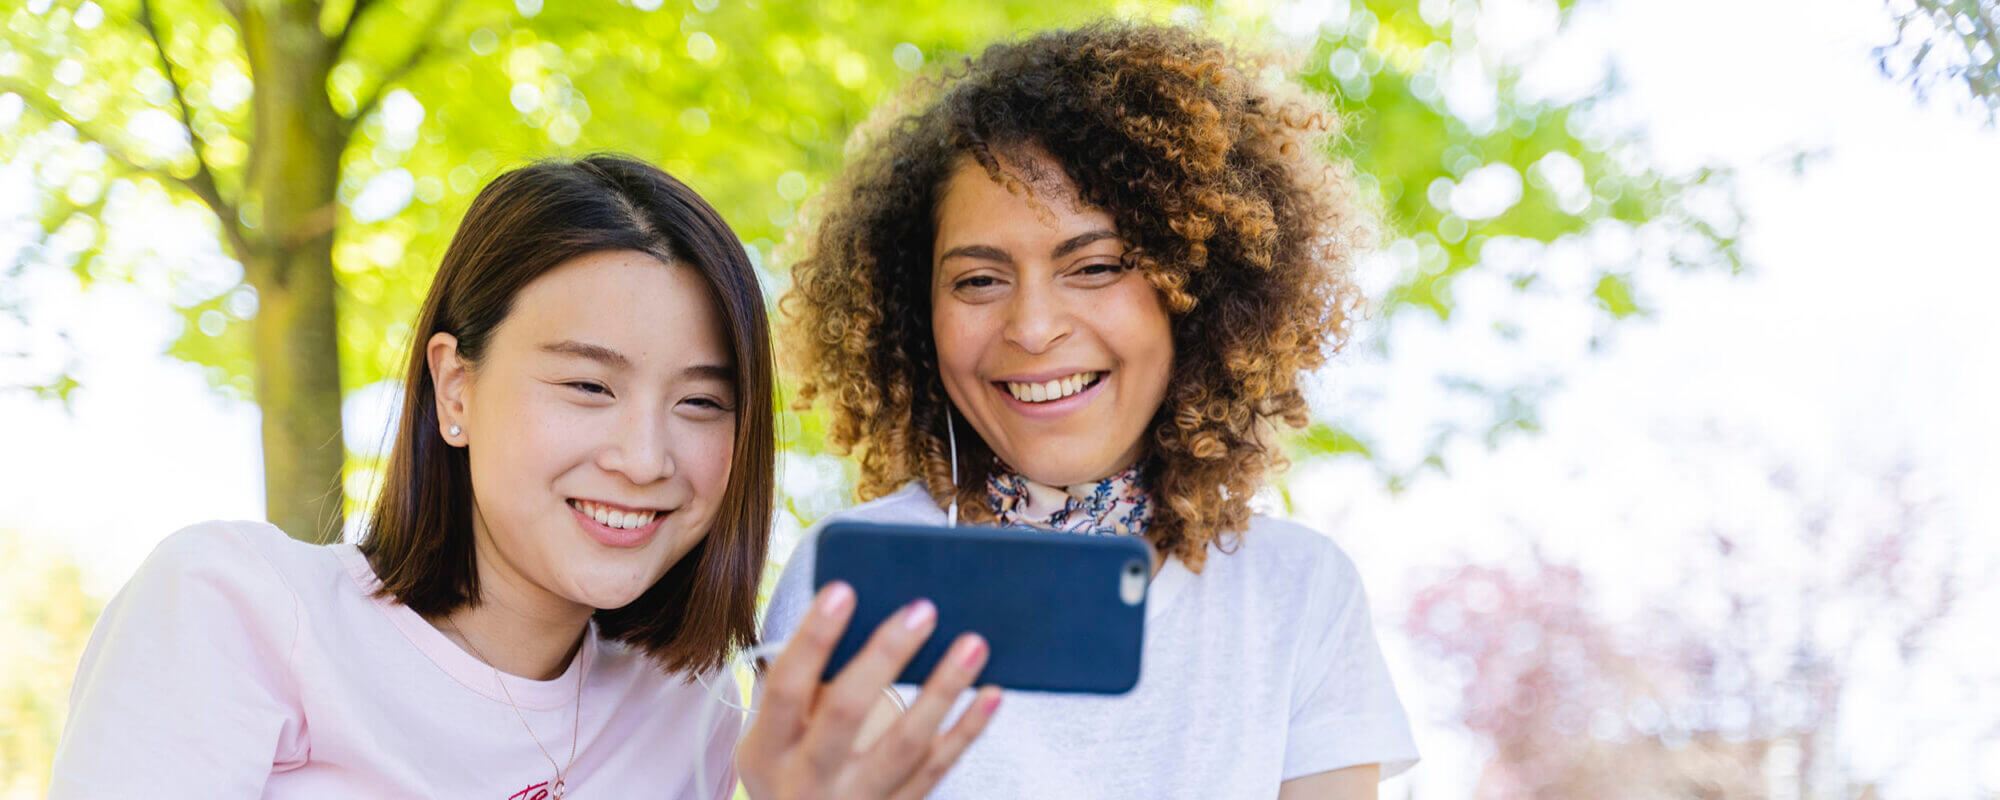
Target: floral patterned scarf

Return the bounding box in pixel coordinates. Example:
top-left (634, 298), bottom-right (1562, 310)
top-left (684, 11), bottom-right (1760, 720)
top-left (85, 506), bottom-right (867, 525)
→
top-left (985, 462), bottom-right (1152, 537)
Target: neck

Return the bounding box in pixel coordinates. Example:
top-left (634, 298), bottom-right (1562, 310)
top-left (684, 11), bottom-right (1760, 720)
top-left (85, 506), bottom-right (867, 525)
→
top-left (437, 590), bottom-right (592, 682)
top-left (1017, 460), bottom-right (1145, 489)
top-left (434, 521), bottom-right (596, 681)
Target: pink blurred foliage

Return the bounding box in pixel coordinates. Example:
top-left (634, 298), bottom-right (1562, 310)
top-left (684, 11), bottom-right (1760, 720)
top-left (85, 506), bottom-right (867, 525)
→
top-left (1406, 551), bottom-right (1769, 799)
top-left (1402, 456), bottom-right (1977, 799)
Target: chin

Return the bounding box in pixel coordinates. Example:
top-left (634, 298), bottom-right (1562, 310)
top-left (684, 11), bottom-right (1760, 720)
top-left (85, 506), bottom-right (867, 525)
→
top-left (1005, 455), bottom-right (1116, 487)
top-left (576, 586), bottom-right (654, 612)
top-left (564, 569), bottom-right (668, 612)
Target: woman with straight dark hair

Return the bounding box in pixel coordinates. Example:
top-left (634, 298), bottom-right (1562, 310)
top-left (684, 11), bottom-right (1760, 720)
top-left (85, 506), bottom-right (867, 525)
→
top-left (50, 155), bottom-right (996, 799)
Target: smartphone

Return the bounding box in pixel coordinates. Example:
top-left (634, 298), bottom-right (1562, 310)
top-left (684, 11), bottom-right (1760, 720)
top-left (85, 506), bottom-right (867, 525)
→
top-left (813, 521), bottom-right (1150, 694)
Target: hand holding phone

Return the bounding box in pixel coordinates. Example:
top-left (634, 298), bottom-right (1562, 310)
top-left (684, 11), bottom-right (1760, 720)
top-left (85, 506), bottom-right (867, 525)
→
top-left (735, 581), bottom-right (1002, 800)
top-left (813, 521), bottom-right (1151, 694)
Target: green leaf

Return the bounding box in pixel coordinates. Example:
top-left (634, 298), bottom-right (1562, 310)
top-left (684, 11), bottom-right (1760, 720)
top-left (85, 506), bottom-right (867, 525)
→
top-left (1592, 272), bottom-right (1647, 318)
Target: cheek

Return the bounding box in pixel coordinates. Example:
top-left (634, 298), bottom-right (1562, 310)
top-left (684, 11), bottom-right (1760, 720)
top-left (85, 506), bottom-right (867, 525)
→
top-left (681, 420), bottom-right (739, 500)
top-left (466, 386), bottom-right (531, 483)
top-left (469, 392), bottom-right (599, 512)
top-left (928, 318), bottom-right (976, 394)
top-left (508, 393), bottom-right (596, 474)
top-left (1113, 287), bottom-right (1176, 381)
top-left (931, 307), bottom-right (985, 383)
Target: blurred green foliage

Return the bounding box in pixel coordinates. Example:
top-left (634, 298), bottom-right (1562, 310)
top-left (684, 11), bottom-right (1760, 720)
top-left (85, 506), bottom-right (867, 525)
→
top-left (0, 530), bottom-right (101, 800)
top-left (1877, 0), bottom-right (2000, 125)
top-left (0, 0), bottom-right (1744, 527)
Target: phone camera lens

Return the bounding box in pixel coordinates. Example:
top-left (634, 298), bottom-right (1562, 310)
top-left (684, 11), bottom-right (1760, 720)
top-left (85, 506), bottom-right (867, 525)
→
top-left (1120, 559), bottom-right (1148, 605)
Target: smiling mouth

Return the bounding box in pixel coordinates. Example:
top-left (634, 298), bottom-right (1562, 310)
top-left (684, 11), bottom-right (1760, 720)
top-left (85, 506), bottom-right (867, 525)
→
top-left (566, 499), bottom-right (666, 531)
top-left (997, 371), bottom-right (1105, 403)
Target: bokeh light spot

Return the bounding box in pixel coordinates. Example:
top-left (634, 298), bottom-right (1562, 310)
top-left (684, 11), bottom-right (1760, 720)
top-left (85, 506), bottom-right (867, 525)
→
top-left (687, 32), bottom-right (717, 62)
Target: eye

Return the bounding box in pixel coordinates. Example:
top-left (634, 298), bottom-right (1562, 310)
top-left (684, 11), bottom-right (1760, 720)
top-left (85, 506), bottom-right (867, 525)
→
top-left (1070, 261), bottom-right (1127, 285)
top-left (565, 381), bottom-right (612, 397)
top-left (680, 395), bottom-right (736, 418)
top-left (954, 275), bottom-right (1001, 291)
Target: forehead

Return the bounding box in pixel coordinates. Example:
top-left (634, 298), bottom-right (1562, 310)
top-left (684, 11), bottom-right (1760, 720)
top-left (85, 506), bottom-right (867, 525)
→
top-left (934, 151), bottom-right (1115, 243)
top-left (497, 249), bottom-right (731, 367)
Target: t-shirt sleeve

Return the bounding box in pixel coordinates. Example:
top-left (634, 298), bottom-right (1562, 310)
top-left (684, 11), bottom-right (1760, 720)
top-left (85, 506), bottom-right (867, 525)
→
top-left (1283, 539), bottom-right (1421, 781)
top-left (48, 522), bottom-right (309, 798)
top-left (759, 528), bottom-right (819, 650)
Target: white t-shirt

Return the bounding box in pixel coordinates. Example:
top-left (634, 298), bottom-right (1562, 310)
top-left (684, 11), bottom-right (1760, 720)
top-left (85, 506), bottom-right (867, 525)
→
top-left (50, 520), bottom-right (740, 799)
top-left (761, 483), bottom-right (1419, 799)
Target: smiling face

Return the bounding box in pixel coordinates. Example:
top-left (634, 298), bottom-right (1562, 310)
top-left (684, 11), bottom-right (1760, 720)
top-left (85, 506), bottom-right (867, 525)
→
top-left (430, 249), bottom-right (737, 615)
top-left (930, 150), bottom-right (1174, 487)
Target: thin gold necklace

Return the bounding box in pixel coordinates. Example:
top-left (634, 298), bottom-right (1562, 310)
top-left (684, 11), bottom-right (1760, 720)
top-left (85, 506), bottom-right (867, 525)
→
top-left (440, 614), bottom-right (585, 799)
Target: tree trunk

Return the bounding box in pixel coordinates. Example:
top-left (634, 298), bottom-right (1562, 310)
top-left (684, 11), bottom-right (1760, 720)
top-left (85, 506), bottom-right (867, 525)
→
top-left (243, 1), bottom-right (348, 543)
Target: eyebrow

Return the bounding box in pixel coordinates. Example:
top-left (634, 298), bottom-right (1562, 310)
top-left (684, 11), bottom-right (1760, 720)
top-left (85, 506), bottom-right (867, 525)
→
top-left (936, 229), bottom-right (1123, 266)
top-left (677, 364), bottom-right (735, 384)
top-left (937, 243), bottom-right (1014, 266)
top-left (540, 340), bottom-right (629, 368)
top-left (1051, 229), bottom-right (1121, 259)
top-left (542, 341), bottom-right (734, 383)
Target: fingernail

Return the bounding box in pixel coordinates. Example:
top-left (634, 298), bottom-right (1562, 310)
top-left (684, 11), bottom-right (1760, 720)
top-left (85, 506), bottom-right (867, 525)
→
top-left (957, 634), bottom-right (988, 668)
top-left (979, 691), bottom-right (1002, 715)
top-left (817, 582), bottom-right (853, 616)
top-left (901, 598), bottom-right (936, 631)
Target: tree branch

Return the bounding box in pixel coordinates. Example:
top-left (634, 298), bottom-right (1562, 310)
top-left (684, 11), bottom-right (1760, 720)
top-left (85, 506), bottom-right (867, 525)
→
top-left (331, 0), bottom-right (380, 61)
top-left (136, 0), bottom-right (246, 257)
top-left (344, 0), bottom-right (461, 132)
top-left (0, 79), bottom-right (254, 261)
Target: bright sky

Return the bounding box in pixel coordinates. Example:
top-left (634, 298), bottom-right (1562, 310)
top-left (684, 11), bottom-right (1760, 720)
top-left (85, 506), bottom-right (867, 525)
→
top-left (1293, 0), bottom-right (2000, 795)
top-left (3, 0), bottom-right (1996, 795)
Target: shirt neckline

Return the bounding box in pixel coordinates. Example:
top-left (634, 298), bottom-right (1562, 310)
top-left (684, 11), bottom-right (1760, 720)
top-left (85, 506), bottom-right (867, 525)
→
top-left (334, 544), bottom-right (596, 710)
top-left (904, 482), bottom-right (1192, 622)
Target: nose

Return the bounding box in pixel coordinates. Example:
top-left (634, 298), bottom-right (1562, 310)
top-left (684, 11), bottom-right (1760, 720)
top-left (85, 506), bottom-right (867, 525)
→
top-left (598, 406), bottom-right (676, 485)
top-left (1001, 278), bottom-right (1072, 355)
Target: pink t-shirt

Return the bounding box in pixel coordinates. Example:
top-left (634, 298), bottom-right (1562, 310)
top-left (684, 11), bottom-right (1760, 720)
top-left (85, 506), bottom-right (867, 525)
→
top-left (49, 520), bottom-right (740, 799)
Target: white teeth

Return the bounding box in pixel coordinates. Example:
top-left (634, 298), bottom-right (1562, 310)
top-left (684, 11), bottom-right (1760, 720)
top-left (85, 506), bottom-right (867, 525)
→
top-left (574, 501), bottom-right (657, 530)
top-left (1004, 372), bottom-right (1100, 404)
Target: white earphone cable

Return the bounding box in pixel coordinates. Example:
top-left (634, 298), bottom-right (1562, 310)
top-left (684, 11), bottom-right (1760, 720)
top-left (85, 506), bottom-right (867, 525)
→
top-left (945, 405), bottom-right (960, 528)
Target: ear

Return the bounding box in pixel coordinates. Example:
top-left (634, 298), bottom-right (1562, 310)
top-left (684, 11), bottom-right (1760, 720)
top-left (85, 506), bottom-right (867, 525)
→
top-left (427, 332), bottom-right (470, 447)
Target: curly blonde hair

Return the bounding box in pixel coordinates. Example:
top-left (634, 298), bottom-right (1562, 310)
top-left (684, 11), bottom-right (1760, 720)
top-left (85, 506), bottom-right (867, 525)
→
top-left (780, 22), bottom-right (1367, 571)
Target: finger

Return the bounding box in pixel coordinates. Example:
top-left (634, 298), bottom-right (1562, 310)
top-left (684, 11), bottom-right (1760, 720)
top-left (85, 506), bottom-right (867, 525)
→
top-left (887, 686), bottom-right (1003, 800)
top-left (755, 581), bottom-right (855, 740)
top-left (859, 633), bottom-right (988, 782)
top-left (799, 598), bottom-right (937, 773)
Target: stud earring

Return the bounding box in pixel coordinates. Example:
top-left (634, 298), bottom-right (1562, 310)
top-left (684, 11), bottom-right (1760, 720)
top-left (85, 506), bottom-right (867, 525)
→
top-left (447, 424), bottom-right (462, 437)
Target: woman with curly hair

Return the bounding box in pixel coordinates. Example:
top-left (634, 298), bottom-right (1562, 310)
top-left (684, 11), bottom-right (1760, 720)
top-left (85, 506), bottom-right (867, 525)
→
top-left (761, 22), bottom-right (1419, 798)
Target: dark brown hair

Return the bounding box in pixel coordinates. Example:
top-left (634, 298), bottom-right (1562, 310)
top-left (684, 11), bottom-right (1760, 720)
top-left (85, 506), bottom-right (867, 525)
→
top-left (781, 23), bottom-right (1364, 571)
top-left (361, 155), bottom-right (773, 675)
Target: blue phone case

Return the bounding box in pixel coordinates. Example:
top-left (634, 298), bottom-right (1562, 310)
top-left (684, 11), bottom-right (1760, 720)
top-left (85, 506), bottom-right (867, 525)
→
top-left (813, 521), bottom-right (1150, 694)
